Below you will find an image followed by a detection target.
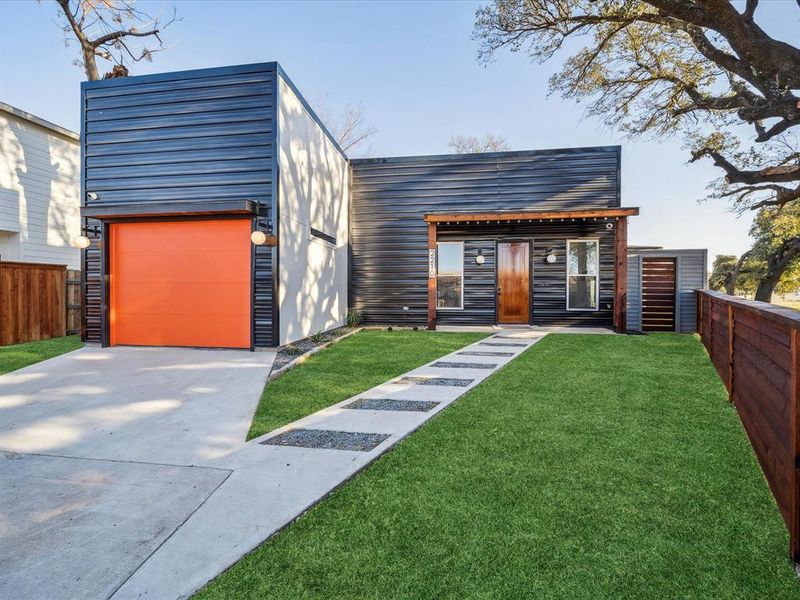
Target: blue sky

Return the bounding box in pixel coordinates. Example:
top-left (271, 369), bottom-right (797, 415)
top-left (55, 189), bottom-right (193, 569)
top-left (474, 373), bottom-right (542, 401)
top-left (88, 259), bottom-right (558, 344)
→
top-left (2, 0), bottom-right (798, 263)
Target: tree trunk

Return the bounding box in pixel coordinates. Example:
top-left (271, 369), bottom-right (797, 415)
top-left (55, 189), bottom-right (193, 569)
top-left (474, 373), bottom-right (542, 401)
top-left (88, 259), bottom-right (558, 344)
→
top-left (754, 275), bottom-right (779, 302)
top-left (725, 251), bottom-right (750, 295)
top-left (82, 47), bottom-right (100, 81)
top-left (753, 238), bottom-right (800, 303)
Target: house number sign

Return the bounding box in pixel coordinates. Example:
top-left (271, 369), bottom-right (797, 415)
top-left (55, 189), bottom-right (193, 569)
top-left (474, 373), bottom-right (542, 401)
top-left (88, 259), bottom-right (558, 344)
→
top-left (428, 249), bottom-right (436, 278)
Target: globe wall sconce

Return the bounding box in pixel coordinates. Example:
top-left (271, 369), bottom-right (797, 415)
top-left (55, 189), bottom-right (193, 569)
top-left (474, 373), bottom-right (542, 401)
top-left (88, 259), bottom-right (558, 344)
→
top-left (250, 230), bottom-right (268, 245)
top-left (71, 235), bottom-right (91, 249)
top-left (475, 249), bottom-right (485, 265)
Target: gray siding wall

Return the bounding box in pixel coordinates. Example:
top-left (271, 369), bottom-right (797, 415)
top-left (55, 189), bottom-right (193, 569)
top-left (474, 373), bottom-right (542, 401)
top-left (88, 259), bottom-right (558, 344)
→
top-left (350, 147), bottom-right (621, 326)
top-left (676, 251), bottom-right (708, 333)
top-left (626, 255), bottom-right (642, 331)
top-left (80, 63), bottom-right (276, 345)
top-left (626, 249), bottom-right (708, 333)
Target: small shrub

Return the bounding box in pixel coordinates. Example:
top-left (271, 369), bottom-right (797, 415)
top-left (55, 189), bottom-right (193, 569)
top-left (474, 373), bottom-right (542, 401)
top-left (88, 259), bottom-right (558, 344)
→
top-left (387, 326), bottom-right (393, 332)
top-left (283, 344), bottom-right (303, 356)
top-left (310, 330), bottom-right (325, 344)
top-left (346, 309), bottom-right (364, 328)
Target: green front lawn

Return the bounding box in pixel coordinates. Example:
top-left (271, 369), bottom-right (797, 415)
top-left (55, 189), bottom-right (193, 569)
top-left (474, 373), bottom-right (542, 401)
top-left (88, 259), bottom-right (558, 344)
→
top-left (247, 329), bottom-right (488, 440)
top-left (0, 335), bottom-right (83, 375)
top-left (201, 333), bottom-right (800, 598)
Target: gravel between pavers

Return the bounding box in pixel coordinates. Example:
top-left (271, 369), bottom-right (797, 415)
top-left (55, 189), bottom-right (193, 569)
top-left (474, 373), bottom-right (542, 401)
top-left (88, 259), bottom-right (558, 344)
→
top-left (397, 376), bottom-right (474, 387)
top-left (345, 398), bottom-right (441, 412)
top-left (261, 429), bottom-right (390, 452)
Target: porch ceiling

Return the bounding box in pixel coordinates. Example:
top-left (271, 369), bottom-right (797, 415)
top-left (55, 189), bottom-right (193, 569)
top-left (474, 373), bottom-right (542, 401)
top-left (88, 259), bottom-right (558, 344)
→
top-left (423, 207), bottom-right (639, 224)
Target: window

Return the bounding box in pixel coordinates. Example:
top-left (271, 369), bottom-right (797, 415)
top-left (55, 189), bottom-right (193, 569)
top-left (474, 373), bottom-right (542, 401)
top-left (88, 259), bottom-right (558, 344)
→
top-left (310, 226), bottom-right (336, 245)
top-left (567, 239), bottom-right (599, 310)
top-left (436, 242), bottom-right (463, 310)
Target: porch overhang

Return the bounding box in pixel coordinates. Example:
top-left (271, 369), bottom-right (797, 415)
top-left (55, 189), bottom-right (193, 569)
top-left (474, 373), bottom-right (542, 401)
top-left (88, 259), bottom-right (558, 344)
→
top-left (424, 207), bottom-right (637, 334)
top-left (81, 199), bottom-right (258, 220)
top-left (423, 207), bottom-right (639, 224)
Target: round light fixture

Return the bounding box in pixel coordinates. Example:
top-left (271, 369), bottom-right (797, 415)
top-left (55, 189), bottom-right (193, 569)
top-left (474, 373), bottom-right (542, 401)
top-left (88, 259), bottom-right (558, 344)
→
top-left (546, 253), bottom-right (557, 264)
top-left (250, 230), bottom-right (268, 245)
top-left (605, 221), bottom-right (614, 230)
top-left (71, 235), bottom-right (91, 249)
top-left (475, 254), bottom-right (486, 265)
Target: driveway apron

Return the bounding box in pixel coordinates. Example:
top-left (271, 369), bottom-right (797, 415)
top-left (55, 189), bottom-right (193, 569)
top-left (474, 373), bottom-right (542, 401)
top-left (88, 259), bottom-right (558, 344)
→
top-left (0, 331), bottom-right (545, 600)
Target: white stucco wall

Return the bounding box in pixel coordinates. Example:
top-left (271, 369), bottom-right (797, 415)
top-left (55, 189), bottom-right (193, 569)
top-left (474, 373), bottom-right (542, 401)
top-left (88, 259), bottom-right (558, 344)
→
top-left (0, 107), bottom-right (80, 268)
top-left (277, 75), bottom-right (350, 345)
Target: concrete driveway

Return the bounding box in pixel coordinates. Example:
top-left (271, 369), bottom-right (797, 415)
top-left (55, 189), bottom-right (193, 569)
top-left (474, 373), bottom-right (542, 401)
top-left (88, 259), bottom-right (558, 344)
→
top-left (0, 346), bottom-right (274, 600)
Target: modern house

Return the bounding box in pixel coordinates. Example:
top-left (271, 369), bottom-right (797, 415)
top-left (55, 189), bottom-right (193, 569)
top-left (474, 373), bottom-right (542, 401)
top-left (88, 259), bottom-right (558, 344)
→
top-left (79, 62), bottom-right (639, 349)
top-left (0, 103), bottom-right (81, 268)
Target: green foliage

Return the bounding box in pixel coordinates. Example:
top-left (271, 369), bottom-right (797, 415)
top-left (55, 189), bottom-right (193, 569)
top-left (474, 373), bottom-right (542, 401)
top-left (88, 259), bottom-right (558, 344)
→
top-left (748, 204), bottom-right (800, 297)
top-left (473, 0), bottom-right (800, 296)
top-left (0, 335), bottom-right (83, 375)
top-left (200, 334), bottom-right (800, 598)
top-left (282, 344), bottom-right (303, 356)
top-left (246, 330), bottom-right (487, 439)
top-left (709, 254), bottom-right (758, 296)
top-left (709, 254), bottom-right (736, 292)
top-left (309, 330), bottom-right (325, 344)
top-left (345, 309), bottom-right (364, 327)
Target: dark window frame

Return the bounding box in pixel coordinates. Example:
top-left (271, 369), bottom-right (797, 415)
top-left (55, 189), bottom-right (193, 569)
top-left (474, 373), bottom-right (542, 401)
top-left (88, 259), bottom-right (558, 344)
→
top-left (309, 226), bottom-right (336, 246)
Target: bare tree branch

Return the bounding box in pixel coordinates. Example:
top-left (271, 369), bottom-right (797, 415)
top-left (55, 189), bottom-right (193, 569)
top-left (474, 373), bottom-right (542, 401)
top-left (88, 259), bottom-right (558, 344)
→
top-left (53, 0), bottom-right (178, 80)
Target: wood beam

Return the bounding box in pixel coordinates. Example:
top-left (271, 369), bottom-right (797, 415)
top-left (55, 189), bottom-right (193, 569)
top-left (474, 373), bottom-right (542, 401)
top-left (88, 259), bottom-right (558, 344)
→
top-left (614, 216), bottom-right (628, 333)
top-left (427, 222), bottom-right (437, 330)
top-left (424, 207), bottom-right (639, 224)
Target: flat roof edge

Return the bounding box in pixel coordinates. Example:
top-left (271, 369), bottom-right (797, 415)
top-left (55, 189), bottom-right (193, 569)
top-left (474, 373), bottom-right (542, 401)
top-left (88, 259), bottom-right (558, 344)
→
top-left (351, 145), bottom-right (621, 165)
top-left (0, 102), bottom-right (79, 141)
top-left (80, 62), bottom-right (278, 90)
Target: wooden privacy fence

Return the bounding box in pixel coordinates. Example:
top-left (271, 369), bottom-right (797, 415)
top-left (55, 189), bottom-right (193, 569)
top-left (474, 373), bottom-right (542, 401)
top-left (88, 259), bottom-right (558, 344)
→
top-left (0, 261), bottom-right (67, 346)
top-left (696, 290), bottom-right (800, 561)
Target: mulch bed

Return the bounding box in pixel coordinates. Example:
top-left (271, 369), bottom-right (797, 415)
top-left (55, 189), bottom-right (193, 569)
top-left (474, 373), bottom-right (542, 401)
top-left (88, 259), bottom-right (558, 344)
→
top-left (272, 327), bottom-right (358, 372)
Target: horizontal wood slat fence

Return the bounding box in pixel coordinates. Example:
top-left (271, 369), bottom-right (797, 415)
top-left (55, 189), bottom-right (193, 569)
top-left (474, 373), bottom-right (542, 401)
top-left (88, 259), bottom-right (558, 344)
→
top-left (697, 290), bottom-right (800, 562)
top-left (0, 262), bottom-right (67, 346)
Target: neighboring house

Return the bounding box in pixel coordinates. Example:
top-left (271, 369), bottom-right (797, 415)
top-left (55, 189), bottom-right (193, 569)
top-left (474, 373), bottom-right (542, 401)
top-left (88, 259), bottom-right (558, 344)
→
top-left (79, 62), bottom-right (639, 349)
top-left (0, 103), bottom-right (80, 268)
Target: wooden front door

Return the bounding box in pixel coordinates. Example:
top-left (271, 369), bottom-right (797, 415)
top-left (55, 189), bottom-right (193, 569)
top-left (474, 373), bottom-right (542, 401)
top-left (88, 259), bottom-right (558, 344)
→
top-left (641, 256), bottom-right (677, 331)
top-left (497, 242), bottom-right (530, 324)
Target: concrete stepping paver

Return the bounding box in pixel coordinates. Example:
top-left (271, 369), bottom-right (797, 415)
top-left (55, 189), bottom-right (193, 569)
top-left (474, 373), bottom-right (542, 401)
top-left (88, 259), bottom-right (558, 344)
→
top-left (110, 331), bottom-right (547, 600)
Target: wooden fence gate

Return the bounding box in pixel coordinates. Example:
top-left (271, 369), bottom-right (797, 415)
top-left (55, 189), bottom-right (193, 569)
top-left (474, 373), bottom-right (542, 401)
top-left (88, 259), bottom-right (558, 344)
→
top-left (697, 290), bottom-right (800, 562)
top-left (641, 257), bottom-right (676, 331)
top-left (0, 262), bottom-right (67, 345)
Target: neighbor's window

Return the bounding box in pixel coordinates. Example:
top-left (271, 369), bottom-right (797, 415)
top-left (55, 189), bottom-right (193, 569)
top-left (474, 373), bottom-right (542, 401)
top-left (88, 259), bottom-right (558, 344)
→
top-left (437, 241), bottom-right (463, 310)
top-left (567, 239), bottom-right (599, 310)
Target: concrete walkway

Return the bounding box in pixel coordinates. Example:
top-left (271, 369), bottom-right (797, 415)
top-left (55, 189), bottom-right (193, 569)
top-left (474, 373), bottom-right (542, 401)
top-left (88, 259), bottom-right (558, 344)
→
top-left (1, 331), bottom-right (546, 600)
top-left (0, 346), bottom-right (276, 600)
top-left (111, 330), bottom-right (547, 600)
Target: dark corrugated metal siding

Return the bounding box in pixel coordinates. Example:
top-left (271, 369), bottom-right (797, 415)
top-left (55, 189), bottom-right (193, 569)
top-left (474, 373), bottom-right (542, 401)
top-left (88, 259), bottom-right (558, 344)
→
top-left (351, 147), bottom-right (621, 326)
top-left (81, 63), bottom-right (276, 346)
top-left (439, 222), bottom-right (615, 327)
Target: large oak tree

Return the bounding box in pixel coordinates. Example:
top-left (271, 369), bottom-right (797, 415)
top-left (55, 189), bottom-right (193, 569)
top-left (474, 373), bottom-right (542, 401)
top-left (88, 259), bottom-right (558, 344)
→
top-left (474, 0), bottom-right (800, 301)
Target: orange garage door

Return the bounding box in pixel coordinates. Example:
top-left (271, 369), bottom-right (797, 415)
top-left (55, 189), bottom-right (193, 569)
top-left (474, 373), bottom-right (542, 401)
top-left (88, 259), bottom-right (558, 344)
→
top-left (110, 219), bottom-right (251, 348)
